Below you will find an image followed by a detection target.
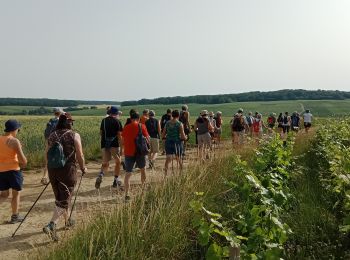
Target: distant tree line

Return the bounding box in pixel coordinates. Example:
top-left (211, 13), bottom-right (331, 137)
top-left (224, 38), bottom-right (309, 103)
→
top-left (121, 89), bottom-right (350, 106)
top-left (0, 98), bottom-right (119, 107)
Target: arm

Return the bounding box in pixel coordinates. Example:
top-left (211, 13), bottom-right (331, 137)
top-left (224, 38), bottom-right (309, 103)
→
top-left (74, 133), bottom-right (86, 174)
top-left (179, 123), bottom-right (186, 141)
top-left (117, 132), bottom-right (123, 155)
top-left (157, 120), bottom-right (161, 138)
top-left (161, 124), bottom-right (167, 139)
top-left (9, 138), bottom-right (27, 168)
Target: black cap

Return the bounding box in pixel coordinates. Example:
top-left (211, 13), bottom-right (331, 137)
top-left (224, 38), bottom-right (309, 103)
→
top-left (4, 119), bottom-right (21, 132)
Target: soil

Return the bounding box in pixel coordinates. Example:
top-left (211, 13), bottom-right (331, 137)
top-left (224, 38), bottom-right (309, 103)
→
top-left (0, 149), bottom-right (198, 260)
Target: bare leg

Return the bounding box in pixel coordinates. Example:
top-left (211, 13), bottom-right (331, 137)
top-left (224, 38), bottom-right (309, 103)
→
top-left (124, 173), bottom-right (132, 196)
top-left (164, 155), bottom-right (172, 176)
top-left (140, 168), bottom-right (146, 185)
top-left (0, 190), bottom-right (10, 204)
top-left (11, 190), bottom-right (20, 215)
top-left (114, 156), bottom-right (121, 177)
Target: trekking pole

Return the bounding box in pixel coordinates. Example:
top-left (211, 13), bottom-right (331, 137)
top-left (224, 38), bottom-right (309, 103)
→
top-left (69, 173), bottom-right (83, 221)
top-left (12, 182), bottom-right (50, 238)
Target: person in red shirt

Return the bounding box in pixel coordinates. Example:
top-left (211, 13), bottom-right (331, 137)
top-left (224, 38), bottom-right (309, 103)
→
top-left (122, 112), bottom-right (149, 201)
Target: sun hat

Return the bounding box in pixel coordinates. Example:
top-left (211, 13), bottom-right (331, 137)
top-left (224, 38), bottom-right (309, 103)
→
top-left (237, 108), bottom-right (244, 113)
top-left (200, 110), bottom-right (209, 116)
top-left (216, 111), bottom-right (222, 115)
top-left (4, 119), bottom-right (21, 132)
top-left (59, 112), bottom-right (74, 122)
top-left (209, 111), bottom-right (214, 117)
top-left (53, 107), bottom-right (64, 114)
top-left (109, 106), bottom-right (119, 115)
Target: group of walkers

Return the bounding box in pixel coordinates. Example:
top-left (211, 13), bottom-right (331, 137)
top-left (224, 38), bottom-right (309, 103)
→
top-left (0, 105), bottom-right (312, 242)
top-left (231, 109), bottom-right (313, 145)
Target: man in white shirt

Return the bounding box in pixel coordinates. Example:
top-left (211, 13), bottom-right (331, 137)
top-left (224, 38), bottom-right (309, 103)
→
top-left (303, 109), bottom-right (313, 133)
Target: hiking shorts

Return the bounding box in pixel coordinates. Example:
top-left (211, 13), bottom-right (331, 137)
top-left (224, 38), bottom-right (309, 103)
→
top-left (198, 133), bottom-right (212, 147)
top-left (102, 147), bottom-right (120, 162)
top-left (0, 170), bottom-right (23, 191)
top-left (149, 138), bottom-right (160, 153)
top-left (165, 140), bottom-right (183, 156)
top-left (48, 163), bottom-right (77, 209)
top-left (304, 122), bottom-right (311, 128)
top-left (124, 155), bottom-right (146, 173)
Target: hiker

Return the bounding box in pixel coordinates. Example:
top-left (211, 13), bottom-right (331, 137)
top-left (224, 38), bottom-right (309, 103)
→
top-left (140, 109), bottom-right (149, 125)
top-left (179, 105), bottom-right (191, 156)
top-left (291, 112), bottom-right (300, 132)
top-left (194, 110), bottom-right (213, 160)
top-left (41, 108), bottom-right (64, 185)
top-left (245, 112), bottom-right (254, 136)
top-left (252, 114), bottom-right (265, 141)
top-left (282, 112), bottom-right (291, 136)
top-left (267, 113), bottom-right (277, 134)
top-left (145, 110), bottom-right (161, 169)
top-left (277, 113), bottom-right (284, 136)
top-left (208, 111), bottom-right (216, 143)
top-left (213, 111), bottom-right (223, 145)
top-left (160, 109), bottom-right (172, 155)
top-left (162, 110), bottom-right (187, 175)
top-left (122, 112), bottom-right (150, 201)
top-left (0, 120), bottom-right (27, 224)
top-left (231, 109), bottom-right (246, 146)
top-left (303, 109), bottom-right (313, 133)
top-left (95, 106), bottom-right (123, 190)
top-left (43, 113), bottom-right (87, 241)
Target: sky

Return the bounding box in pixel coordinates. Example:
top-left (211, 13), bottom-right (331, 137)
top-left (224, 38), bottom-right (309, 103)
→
top-left (1, 0), bottom-right (350, 101)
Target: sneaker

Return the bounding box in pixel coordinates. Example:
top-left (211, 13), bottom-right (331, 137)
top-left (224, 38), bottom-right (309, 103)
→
top-left (43, 222), bottom-right (59, 242)
top-left (112, 179), bottom-right (123, 190)
top-left (9, 214), bottom-right (24, 224)
top-left (125, 195), bottom-right (131, 202)
top-left (148, 161), bottom-right (154, 169)
top-left (65, 218), bottom-right (75, 229)
top-left (95, 175), bottom-right (103, 189)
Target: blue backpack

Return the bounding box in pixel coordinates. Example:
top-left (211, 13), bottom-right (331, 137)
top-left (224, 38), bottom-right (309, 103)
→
top-left (47, 131), bottom-right (74, 169)
top-left (135, 124), bottom-right (149, 156)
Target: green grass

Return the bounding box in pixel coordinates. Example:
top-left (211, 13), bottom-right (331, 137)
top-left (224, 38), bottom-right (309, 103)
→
top-left (2, 99), bottom-right (350, 117)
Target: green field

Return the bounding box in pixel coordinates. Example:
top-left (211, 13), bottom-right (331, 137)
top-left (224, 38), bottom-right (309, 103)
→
top-left (1, 99), bottom-right (350, 117)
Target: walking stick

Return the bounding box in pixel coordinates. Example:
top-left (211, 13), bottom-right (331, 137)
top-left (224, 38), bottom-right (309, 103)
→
top-left (12, 182), bottom-right (50, 238)
top-left (68, 173), bottom-right (83, 221)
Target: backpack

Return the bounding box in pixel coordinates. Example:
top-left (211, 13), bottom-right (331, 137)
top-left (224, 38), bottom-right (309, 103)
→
top-left (246, 116), bottom-right (253, 125)
top-left (283, 116), bottom-right (289, 125)
top-left (232, 116), bottom-right (244, 131)
top-left (179, 111), bottom-right (186, 124)
top-left (135, 124), bottom-right (149, 156)
top-left (103, 118), bottom-right (116, 149)
top-left (146, 118), bottom-right (158, 138)
top-left (47, 131), bottom-right (74, 169)
top-left (291, 116), bottom-right (299, 126)
top-left (268, 116), bottom-right (275, 124)
top-left (44, 118), bottom-right (59, 139)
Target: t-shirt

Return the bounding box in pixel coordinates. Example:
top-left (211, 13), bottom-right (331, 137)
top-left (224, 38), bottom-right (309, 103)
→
top-left (165, 120), bottom-right (182, 142)
top-left (100, 116), bottom-right (123, 148)
top-left (303, 113), bottom-right (312, 123)
top-left (161, 114), bottom-right (171, 130)
top-left (122, 122), bottom-right (149, 157)
top-left (145, 118), bottom-right (159, 139)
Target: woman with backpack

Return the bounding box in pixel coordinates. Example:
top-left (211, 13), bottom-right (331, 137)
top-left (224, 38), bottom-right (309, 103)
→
top-left (162, 110), bottom-right (187, 175)
top-left (43, 113), bottom-right (87, 241)
top-left (195, 110), bottom-right (214, 160)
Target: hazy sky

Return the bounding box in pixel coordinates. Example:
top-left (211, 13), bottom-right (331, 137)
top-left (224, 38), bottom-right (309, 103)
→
top-left (1, 0), bottom-right (350, 101)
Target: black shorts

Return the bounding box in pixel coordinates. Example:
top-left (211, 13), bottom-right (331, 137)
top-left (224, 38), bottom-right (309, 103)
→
top-left (304, 122), bottom-right (311, 128)
top-left (0, 170), bottom-right (23, 191)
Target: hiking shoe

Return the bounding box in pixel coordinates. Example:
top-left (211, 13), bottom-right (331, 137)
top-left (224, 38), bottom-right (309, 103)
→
top-left (112, 179), bottom-right (124, 190)
top-left (9, 214), bottom-right (24, 224)
top-left (43, 222), bottom-right (59, 242)
top-left (65, 218), bottom-right (75, 229)
top-left (95, 175), bottom-right (103, 189)
top-left (125, 195), bottom-right (131, 202)
top-left (148, 161), bottom-right (154, 169)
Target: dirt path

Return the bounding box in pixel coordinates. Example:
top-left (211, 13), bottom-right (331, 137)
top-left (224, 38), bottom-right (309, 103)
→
top-left (0, 148), bottom-right (200, 260)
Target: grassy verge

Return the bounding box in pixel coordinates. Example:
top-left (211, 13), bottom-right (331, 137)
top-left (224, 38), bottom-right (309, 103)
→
top-left (37, 146), bottom-right (249, 259)
top-left (283, 131), bottom-right (350, 259)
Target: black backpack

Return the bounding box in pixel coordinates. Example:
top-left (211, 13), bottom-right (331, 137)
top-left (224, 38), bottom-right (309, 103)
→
top-left (146, 118), bottom-right (158, 138)
top-left (47, 131), bottom-right (74, 169)
top-left (44, 118), bottom-right (59, 139)
top-left (135, 124), bottom-right (149, 156)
